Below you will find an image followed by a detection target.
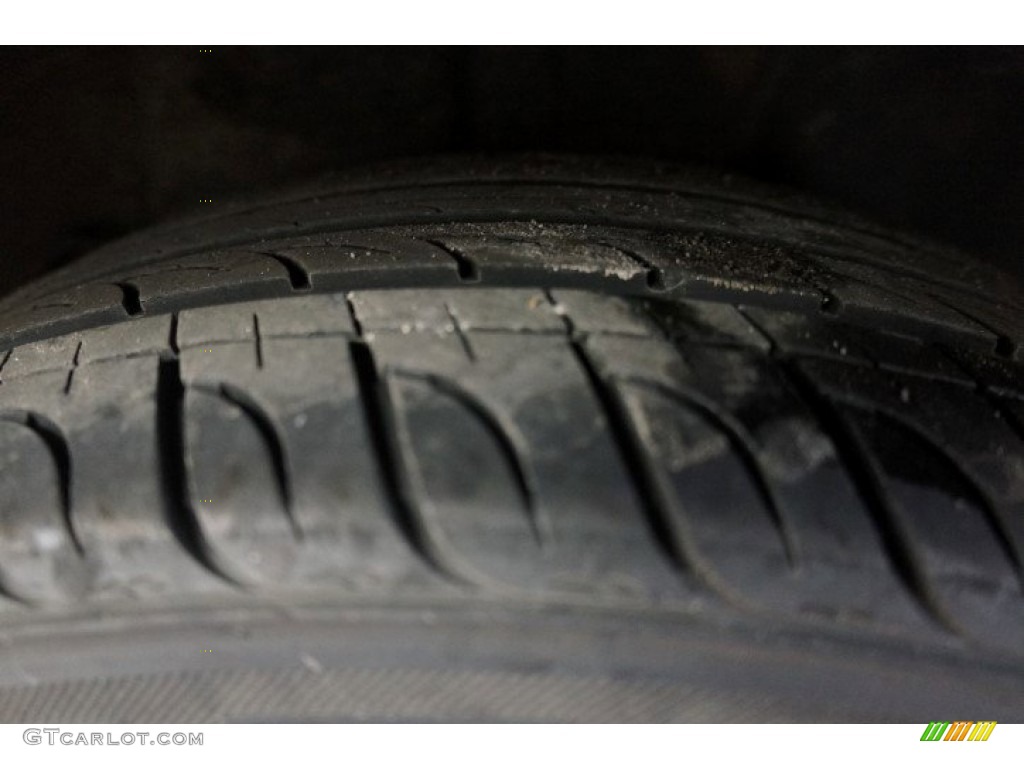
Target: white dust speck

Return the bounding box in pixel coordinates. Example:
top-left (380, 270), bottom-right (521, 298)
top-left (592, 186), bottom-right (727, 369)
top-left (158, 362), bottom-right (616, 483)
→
top-left (32, 527), bottom-right (64, 553)
top-left (300, 654), bottom-right (324, 674)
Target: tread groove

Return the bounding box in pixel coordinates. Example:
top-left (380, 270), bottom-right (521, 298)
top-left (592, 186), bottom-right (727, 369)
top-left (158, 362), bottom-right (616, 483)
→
top-left (567, 344), bottom-right (691, 575)
top-left (444, 302), bottom-right (476, 362)
top-left (546, 290), bottom-right (705, 574)
top-left (0, 166), bottom-right (1019, 669)
top-left (994, 336), bottom-right (1018, 359)
top-left (348, 340), bottom-right (468, 585)
top-left (206, 382), bottom-right (300, 540)
top-left (168, 313), bottom-right (180, 355)
top-left (781, 361), bottom-right (964, 635)
top-left (819, 290), bottom-right (843, 316)
top-left (424, 239), bottom-right (480, 283)
top-left (872, 405), bottom-right (1024, 592)
top-left (63, 341), bottom-right (82, 395)
top-left (253, 314), bottom-right (264, 369)
top-left (1, 411), bottom-right (81, 554)
top-left (155, 356), bottom-right (241, 587)
top-left (263, 253), bottom-right (312, 291)
top-left (993, 397), bottom-right (1024, 445)
top-left (927, 293), bottom-right (1011, 356)
top-left (624, 376), bottom-right (800, 570)
top-left (115, 282), bottom-right (144, 317)
top-left (745, 306), bottom-right (1024, 594)
top-left (3, 223), bottom-right (1016, 354)
top-left (344, 293), bottom-right (364, 337)
top-left (75, 177), bottom-right (922, 256)
top-left (0, 348), bottom-right (12, 380)
top-left (603, 242), bottom-right (667, 290)
top-left (394, 369), bottom-right (547, 548)
top-left (12, 200), bottom-right (1014, 315)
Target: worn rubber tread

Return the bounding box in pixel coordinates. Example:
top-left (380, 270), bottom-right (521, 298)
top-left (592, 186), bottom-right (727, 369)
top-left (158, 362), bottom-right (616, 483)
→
top-left (0, 162), bottom-right (1022, 721)
top-left (0, 286), bottom-right (1019, 645)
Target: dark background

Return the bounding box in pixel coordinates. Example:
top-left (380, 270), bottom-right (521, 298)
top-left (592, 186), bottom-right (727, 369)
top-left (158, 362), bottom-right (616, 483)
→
top-left (1, 46), bottom-right (1021, 296)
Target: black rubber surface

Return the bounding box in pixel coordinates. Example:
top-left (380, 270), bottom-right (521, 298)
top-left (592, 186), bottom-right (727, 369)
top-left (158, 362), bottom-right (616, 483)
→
top-left (0, 158), bottom-right (1022, 722)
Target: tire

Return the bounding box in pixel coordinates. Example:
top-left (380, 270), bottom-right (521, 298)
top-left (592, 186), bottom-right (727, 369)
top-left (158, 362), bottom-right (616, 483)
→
top-left (0, 156), bottom-right (1022, 722)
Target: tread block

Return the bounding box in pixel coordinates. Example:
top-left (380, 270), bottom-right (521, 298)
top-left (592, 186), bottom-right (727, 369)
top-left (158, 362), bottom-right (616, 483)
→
top-left (744, 306), bottom-right (974, 385)
top-left (932, 290), bottom-right (1024, 351)
top-left (740, 307), bottom-right (875, 364)
top-left (0, 284), bottom-right (127, 343)
top-left (180, 337), bottom-right (436, 591)
top-left (0, 154), bottom-right (1015, 678)
top-left (815, 257), bottom-right (995, 348)
top-left (650, 299), bottom-right (770, 350)
top-left (0, 419), bottom-right (88, 604)
top-left (867, 334), bottom-right (976, 385)
top-left (845, 406), bottom-right (1024, 647)
top-left (799, 358), bottom-right (1024, 648)
top-left (367, 327), bottom-right (685, 600)
top-left (385, 372), bottom-right (551, 589)
top-left (0, 361), bottom-right (228, 601)
top-left (0, 274), bottom-right (1016, 657)
top-left (584, 335), bottom-right (928, 629)
top-left (944, 348), bottom-right (1024, 400)
top-left (120, 252), bottom-right (295, 316)
top-left (1, 334), bottom-right (81, 380)
top-left (548, 290), bottom-right (655, 336)
top-left (430, 231), bottom-right (649, 288)
top-left (350, 288), bottom-right (563, 334)
top-left (267, 233), bottom-right (461, 290)
top-left (613, 234), bottom-right (826, 307)
top-left (78, 315), bottom-right (172, 364)
top-left (185, 385), bottom-right (300, 585)
top-left (178, 294), bottom-right (355, 348)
